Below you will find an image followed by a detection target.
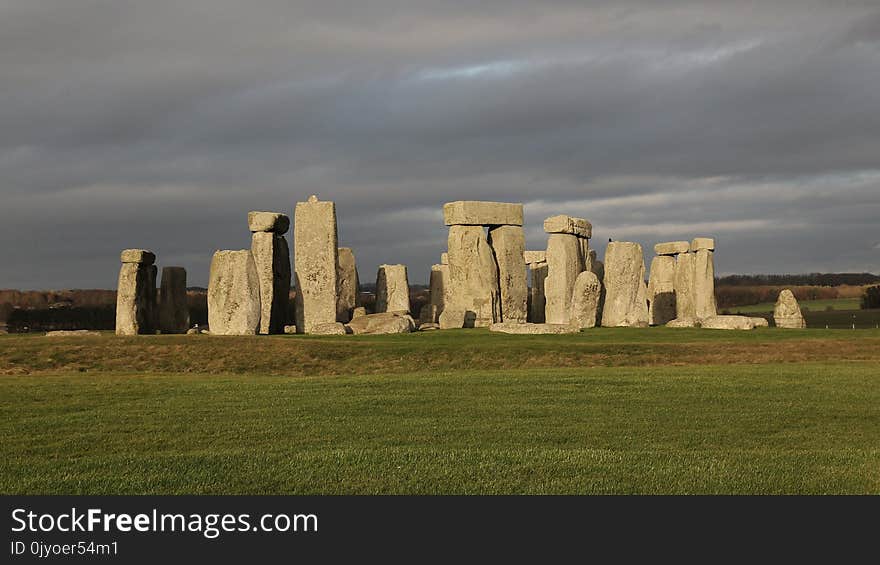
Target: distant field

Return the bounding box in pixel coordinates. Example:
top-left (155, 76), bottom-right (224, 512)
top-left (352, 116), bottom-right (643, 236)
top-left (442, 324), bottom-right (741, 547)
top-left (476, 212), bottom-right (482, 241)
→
top-left (732, 297), bottom-right (861, 313)
top-left (730, 298), bottom-right (880, 329)
top-left (2, 329), bottom-right (879, 494)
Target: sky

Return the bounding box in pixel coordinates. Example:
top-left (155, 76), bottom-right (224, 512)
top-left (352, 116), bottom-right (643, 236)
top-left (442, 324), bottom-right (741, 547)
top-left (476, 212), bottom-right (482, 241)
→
top-left (1, 0), bottom-right (879, 288)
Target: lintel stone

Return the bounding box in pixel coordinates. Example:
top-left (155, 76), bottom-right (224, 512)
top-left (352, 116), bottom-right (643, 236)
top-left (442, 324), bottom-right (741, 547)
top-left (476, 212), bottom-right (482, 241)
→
top-left (443, 201), bottom-right (523, 226)
top-left (654, 241), bottom-right (690, 256)
top-left (543, 215), bottom-right (592, 238)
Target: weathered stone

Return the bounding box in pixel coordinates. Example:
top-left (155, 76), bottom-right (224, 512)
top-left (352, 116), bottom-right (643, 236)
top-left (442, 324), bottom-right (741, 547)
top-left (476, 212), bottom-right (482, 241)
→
top-left (601, 242), bottom-right (649, 327)
top-left (115, 257), bottom-right (156, 336)
top-left (443, 201), bottom-right (523, 226)
top-left (674, 252), bottom-right (697, 320)
top-left (283, 325), bottom-right (297, 334)
top-left (251, 231), bottom-right (291, 334)
top-left (294, 195), bottom-right (338, 334)
top-left (489, 322), bottom-right (579, 334)
top-left (528, 262), bottom-right (548, 323)
top-left (45, 330), bottom-right (101, 337)
top-left (427, 264), bottom-right (448, 323)
top-left (120, 249), bottom-right (155, 264)
top-left (701, 315), bottom-right (756, 330)
top-left (438, 308), bottom-right (476, 329)
top-left (666, 317), bottom-right (698, 328)
top-left (336, 247), bottom-right (360, 322)
top-left (647, 255), bottom-right (676, 326)
top-left (445, 225), bottom-right (500, 327)
top-left (311, 322), bottom-right (348, 335)
top-left (544, 233), bottom-right (584, 325)
top-left (489, 225), bottom-right (527, 323)
top-left (375, 264), bottom-right (410, 313)
top-left (351, 307), bottom-right (367, 319)
top-left (774, 289), bottom-right (807, 329)
top-left (751, 317), bottom-right (770, 328)
top-left (247, 211), bottom-right (290, 234)
top-left (524, 251), bottom-right (546, 265)
top-left (418, 323), bottom-right (440, 331)
top-left (654, 241), bottom-right (690, 256)
top-left (691, 237), bottom-right (715, 251)
top-left (694, 249), bottom-right (717, 319)
top-left (207, 250), bottom-right (261, 335)
top-left (418, 303), bottom-right (436, 324)
top-left (159, 266), bottom-right (189, 334)
top-left (186, 328), bottom-right (200, 335)
top-left (591, 256), bottom-right (605, 322)
top-left (570, 270), bottom-right (601, 329)
top-left (440, 252), bottom-right (448, 265)
top-left (581, 238), bottom-right (592, 272)
top-left (543, 215), bottom-right (592, 238)
top-left (345, 312), bottom-right (415, 335)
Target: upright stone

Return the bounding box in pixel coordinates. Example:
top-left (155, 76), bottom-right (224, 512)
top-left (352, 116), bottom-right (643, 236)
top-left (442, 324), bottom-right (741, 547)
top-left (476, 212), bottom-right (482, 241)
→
top-left (674, 252), bottom-right (697, 320)
top-left (524, 251), bottom-right (546, 265)
top-left (294, 195), bottom-right (338, 334)
top-left (375, 264), bottom-right (410, 313)
top-left (443, 201), bottom-right (523, 226)
top-left (159, 267), bottom-right (189, 334)
top-left (774, 289), bottom-right (807, 328)
top-left (488, 225), bottom-right (527, 323)
top-left (441, 225), bottom-right (500, 328)
top-left (250, 212), bottom-right (291, 334)
top-left (601, 242), bottom-right (649, 327)
top-left (590, 251), bottom-right (605, 323)
top-left (427, 263), bottom-right (448, 323)
top-left (544, 233), bottom-right (583, 325)
top-left (528, 262), bottom-right (548, 323)
top-left (570, 270), bottom-right (601, 329)
top-left (115, 249), bottom-right (156, 336)
top-left (693, 247), bottom-right (717, 319)
top-left (207, 250), bottom-right (260, 335)
top-left (336, 247), bottom-right (360, 322)
top-left (647, 255), bottom-right (676, 326)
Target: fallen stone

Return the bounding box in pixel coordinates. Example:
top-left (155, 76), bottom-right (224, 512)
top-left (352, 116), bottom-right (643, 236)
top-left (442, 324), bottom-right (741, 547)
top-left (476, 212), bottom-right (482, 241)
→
top-left (446, 225), bottom-right (500, 327)
top-left (418, 323), bottom-right (440, 331)
top-left (345, 312), bottom-right (415, 335)
top-left (489, 322), bottom-right (579, 334)
top-left (283, 325), bottom-right (297, 334)
top-left (247, 211), bottom-right (290, 234)
top-left (751, 317), bottom-right (770, 328)
top-left (336, 247), bottom-right (360, 322)
top-left (294, 195), bottom-right (338, 334)
top-left (120, 249), bottom-right (156, 264)
top-left (701, 315), bottom-right (756, 330)
top-left (252, 231), bottom-right (291, 334)
top-left (570, 270), bottom-right (601, 329)
top-left (524, 251), bottom-right (546, 265)
top-left (674, 252), bottom-right (697, 320)
top-left (774, 289), bottom-right (807, 329)
top-left (351, 307), bottom-right (367, 319)
top-left (666, 318), bottom-right (699, 328)
top-left (311, 322), bottom-right (348, 335)
top-left (376, 264), bottom-right (410, 313)
top-left (528, 262), bottom-right (548, 323)
top-left (601, 242), bottom-right (649, 328)
top-left (207, 250), bottom-right (261, 335)
top-left (45, 330), bottom-right (101, 337)
top-left (186, 328), bottom-right (200, 335)
top-left (443, 201), bottom-right (523, 226)
top-left (159, 266), bottom-right (189, 334)
top-left (544, 233), bottom-right (584, 325)
top-left (489, 225), bottom-right (528, 323)
top-left (691, 237), bottom-right (715, 251)
top-left (654, 241), bottom-right (690, 256)
top-left (647, 256), bottom-right (676, 326)
top-left (543, 215), bottom-right (592, 238)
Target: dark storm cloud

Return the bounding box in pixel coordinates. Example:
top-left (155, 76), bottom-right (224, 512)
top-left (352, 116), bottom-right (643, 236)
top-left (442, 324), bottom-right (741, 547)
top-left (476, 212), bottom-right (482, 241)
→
top-left (1, 1), bottom-right (878, 287)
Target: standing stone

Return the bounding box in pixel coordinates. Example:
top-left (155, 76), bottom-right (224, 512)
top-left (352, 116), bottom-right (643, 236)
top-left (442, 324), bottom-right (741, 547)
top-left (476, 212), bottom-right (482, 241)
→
top-left (544, 233), bottom-right (584, 325)
top-left (774, 289), bottom-right (807, 329)
top-left (601, 242), bottom-right (649, 327)
top-left (159, 267), bottom-right (189, 334)
top-left (647, 256), bottom-right (676, 326)
top-left (440, 252), bottom-right (449, 265)
top-left (336, 247), bottom-right (360, 322)
top-left (488, 225), bottom-right (527, 323)
top-left (294, 195), bottom-right (338, 334)
top-left (524, 251), bottom-right (546, 264)
top-left (590, 251), bottom-right (605, 323)
top-left (250, 212), bottom-right (292, 334)
top-left (115, 249), bottom-right (157, 336)
top-left (441, 225), bottom-right (500, 328)
top-left (376, 264), bottom-right (410, 313)
top-left (674, 252), bottom-right (697, 321)
top-left (570, 270), bottom-right (601, 329)
top-left (693, 248), bottom-right (717, 319)
top-left (207, 250), bottom-right (261, 335)
top-left (427, 263), bottom-right (448, 323)
top-left (528, 262), bottom-right (548, 323)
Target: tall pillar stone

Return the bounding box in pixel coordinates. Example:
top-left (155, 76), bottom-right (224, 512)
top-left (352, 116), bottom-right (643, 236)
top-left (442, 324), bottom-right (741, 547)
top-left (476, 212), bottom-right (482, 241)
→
top-left (115, 249), bottom-right (157, 336)
top-left (249, 211), bottom-right (291, 334)
top-left (159, 266), bottom-right (189, 334)
top-left (692, 238), bottom-right (717, 319)
top-left (544, 234), bottom-right (584, 325)
top-left (590, 252), bottom-right (605, 323)
top-left (426, 263), bottom-right (448, 323)
top-left (570, 270), bottom-right (601, 329)
top-left (376, 264), bottom-right (410, 313)
top-left (207, 250), bottom-right (261, 335)
top-left (600, 241), bottom-right (649, 327)
top-left (441, 225), bottom-right (500, 328)
top-left (528, 262), bottom-right (548, 323)
top-left (336, 247), bottom-right (360, 322)
top-left (294, 195), bottom-right (338, 334)
top-left (647, 256), bottom-right (676, 326)
top-left (674, 252), bottom-right (697, 321)
top-left (488, 225), bottom-right (527, 323)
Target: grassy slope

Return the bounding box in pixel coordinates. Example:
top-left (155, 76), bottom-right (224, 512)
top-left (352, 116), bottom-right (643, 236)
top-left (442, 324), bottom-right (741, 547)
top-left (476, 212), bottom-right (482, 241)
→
top-left (2, 330), bottom-right (879, 494)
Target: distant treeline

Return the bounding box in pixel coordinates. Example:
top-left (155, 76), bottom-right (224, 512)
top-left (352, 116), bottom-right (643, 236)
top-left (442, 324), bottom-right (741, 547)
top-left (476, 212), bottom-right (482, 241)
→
top-left (716, 273), bottom-right (880, 287)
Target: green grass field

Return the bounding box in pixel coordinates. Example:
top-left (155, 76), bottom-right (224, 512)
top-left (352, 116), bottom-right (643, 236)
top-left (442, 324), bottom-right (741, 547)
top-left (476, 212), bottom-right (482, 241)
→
top-left (732, 297), bottom-right (862, 313)
top-left (2, 329), bottom-right (879, 494)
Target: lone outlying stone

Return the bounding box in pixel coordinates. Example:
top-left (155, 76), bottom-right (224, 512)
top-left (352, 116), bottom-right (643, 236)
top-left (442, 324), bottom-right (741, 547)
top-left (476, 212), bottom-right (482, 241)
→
top-left (116, 249), bottom-right (157, 336)
top-left (159, 266), bottom-right (189, 334)
top-left (601, 242), bottom-right (649, 327)
top-left (774, 289), bottom-right (806, 328)
top-left (376, 264), bottom-right (410, 313)
top-left (207, 250), bottom-right (261, 335)
top-left (294, 195), bottom-right (338, 333)
top-left (443, 201), bottom-right (523, 226)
